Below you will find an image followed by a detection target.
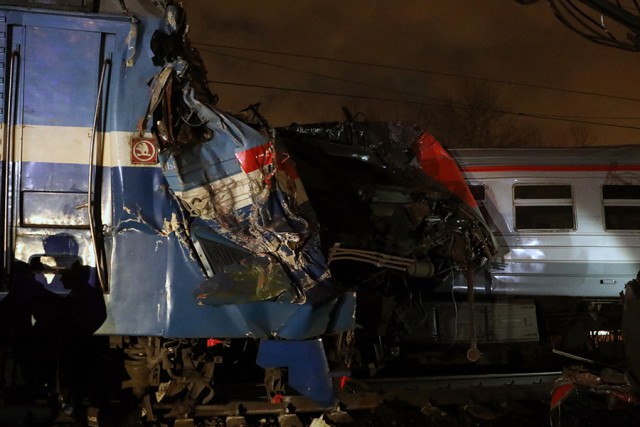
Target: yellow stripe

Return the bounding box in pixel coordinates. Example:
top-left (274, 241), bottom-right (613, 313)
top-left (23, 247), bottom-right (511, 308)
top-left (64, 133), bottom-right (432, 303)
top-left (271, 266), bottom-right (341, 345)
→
top-left (2, 124), bottom-right (160, 168)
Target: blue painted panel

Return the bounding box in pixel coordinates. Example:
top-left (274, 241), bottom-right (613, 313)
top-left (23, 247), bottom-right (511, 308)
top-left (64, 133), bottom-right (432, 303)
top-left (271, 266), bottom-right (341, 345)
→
top-left (257, 340), bottom-right (335, 407)
top-left (22, 25), bottom-right (99, 127)
top-left (21, 162), bottom-right (88, 192)
top-left (103, 164), bottom-right (357, 338)
top-left (160, 140), bottom-right (244, 191)
top-left (159, 108), bottom-right (271, 192)
top-left (110, 165), bottom-right (184, 232)
top-left (4, 9), bottom-right (162, 131)
top-left (103, 207), bottom-right (356, 339)
top-left (104, 231), bottom-right (175, 335)
top-left (5, 9), bottom-right (150, 32)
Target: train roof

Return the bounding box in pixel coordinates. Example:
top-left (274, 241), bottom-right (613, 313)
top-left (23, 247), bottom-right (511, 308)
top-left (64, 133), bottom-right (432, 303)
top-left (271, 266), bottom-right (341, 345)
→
top-left (447, 145), bottom-right (640, 167)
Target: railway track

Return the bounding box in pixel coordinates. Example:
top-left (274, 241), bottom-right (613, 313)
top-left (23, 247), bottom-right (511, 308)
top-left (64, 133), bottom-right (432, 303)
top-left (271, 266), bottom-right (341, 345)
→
top-left (175, 371), bottom-right (561, 418)
top-left (349, 371), bottom-right (561, 406)
top-left (0, 371), bottom-right (561, 426)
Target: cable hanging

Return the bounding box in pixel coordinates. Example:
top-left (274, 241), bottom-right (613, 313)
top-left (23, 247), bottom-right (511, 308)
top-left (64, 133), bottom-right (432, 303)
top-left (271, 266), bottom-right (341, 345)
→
top-left (518, 0), bottom-right (640, 51)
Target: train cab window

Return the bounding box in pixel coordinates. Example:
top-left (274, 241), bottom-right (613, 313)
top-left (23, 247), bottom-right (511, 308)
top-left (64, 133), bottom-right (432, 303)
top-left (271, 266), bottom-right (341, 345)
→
top-left (513, 184), bottom-right (575, 230)
top-left (602, 185), bottom-right (640, 230)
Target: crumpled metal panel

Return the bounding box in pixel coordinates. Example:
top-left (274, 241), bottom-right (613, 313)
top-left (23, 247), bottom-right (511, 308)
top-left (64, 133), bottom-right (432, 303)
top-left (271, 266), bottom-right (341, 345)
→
top-left (413, 131), bottom-right (479, 211)
top-left (102, 162), bottom-right (356, 338)
top-left (153, 91), bottom-right (333, 305)
top-left (549, 366), bottom-right (640, 426)
top-left (121, 4), bottom-right (495, 341)
top-left (277, 121), bottom-right (498, 282)
top-left (144, 8), bottom-right (335, 308)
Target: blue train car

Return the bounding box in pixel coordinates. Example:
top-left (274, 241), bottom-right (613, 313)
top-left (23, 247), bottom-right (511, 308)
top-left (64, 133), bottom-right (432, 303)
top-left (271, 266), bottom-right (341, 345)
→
top-left (0, 0), bottom-right (359, 421)
top-left (0, 0), bottom-right (355, 337)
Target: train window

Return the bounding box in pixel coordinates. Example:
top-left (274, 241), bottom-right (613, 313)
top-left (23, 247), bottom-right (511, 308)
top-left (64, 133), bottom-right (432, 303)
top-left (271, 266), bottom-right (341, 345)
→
top-left (513, 184), bottom-right (575, 230)
top-left (603, 185), bottom-right (640, 200)
top-left (602, 185), bottom-right (640, 230)
top-left (514, 185), bottom-right (572, 199)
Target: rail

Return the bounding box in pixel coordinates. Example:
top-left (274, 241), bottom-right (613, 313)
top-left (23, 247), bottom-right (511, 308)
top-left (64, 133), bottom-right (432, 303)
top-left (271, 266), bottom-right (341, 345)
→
top-left (154, 371), bottom-right (562, 417)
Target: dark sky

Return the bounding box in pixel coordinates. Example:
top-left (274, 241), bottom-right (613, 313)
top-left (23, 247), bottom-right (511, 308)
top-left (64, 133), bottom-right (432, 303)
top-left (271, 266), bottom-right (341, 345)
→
top-left (182, 1), bottom-right (640, 146)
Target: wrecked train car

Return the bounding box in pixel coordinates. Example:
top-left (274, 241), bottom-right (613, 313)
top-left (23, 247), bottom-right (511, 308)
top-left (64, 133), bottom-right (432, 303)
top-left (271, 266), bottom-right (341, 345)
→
top-left (329, 144), bottom-right (640, 376)
top-left (0, 1), bottom-right (500, 424)
top-left (275, 122), bottom-right (501, 366)
top-left (260, 133), bottom-right (640, 381)
top-left (5, 0), bottom-right (638, 424)
top-left (0, 0), bottom-right (353, 420)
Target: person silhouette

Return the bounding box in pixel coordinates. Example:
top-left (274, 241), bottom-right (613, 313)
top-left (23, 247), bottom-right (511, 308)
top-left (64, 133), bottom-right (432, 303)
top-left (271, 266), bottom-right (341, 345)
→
top-left (0, 234), bottom-right (107, 419)
top-left (34, 233), bottom-right (81, 294)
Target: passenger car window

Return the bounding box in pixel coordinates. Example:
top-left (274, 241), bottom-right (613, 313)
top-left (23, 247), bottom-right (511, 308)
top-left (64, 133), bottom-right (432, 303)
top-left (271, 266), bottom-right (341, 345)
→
top-left (602, 185), bottom-right (640, 230)
top-left (513, 184), bottom-right (575, 230)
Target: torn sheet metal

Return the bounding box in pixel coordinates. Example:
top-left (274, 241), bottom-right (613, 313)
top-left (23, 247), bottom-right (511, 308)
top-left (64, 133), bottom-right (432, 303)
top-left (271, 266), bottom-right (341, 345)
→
top-left (146, 29), bottom-right (332, 306)
top-left (195, 256), bottom-right (291, 306)
top-left (277, 121), bottom-right (498, 290)
top-left (413, 131), bottom-right (479, 212)
top-left (549, 366), bottom-right (640, 426)
top-left (548, 274), bottom-right (640, 426)
top-left (144, 6), bottom-right (495, 312)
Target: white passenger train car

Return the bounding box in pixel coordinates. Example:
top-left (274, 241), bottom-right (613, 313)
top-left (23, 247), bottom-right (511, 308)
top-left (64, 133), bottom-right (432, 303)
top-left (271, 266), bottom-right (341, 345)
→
top-left (451, 146), bottom-right (640, 298)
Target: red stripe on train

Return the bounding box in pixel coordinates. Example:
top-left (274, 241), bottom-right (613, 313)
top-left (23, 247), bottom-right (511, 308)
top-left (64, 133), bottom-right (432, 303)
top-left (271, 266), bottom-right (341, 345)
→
top-left (235, 142), bottom-right (301, 180)
top-left (461, 164), bottom-right (640, 173)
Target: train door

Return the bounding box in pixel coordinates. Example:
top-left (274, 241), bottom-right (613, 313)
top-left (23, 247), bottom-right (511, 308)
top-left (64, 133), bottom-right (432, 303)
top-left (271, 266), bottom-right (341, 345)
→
top-left (1, 9), bottom-right (114, 292)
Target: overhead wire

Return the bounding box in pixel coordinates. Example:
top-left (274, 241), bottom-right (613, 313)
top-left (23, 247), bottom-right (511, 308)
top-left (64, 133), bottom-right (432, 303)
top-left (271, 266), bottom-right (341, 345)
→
top-left (199, 48), bottom-right (449, 105)
top-left (200, 46), bottom-right (640, 131)
top-left (208, 79), bottom-right (640, 131)
top-left (199, 48), bottom-right (640, 124)
top-left (193, 41), bottom-right (640, 103)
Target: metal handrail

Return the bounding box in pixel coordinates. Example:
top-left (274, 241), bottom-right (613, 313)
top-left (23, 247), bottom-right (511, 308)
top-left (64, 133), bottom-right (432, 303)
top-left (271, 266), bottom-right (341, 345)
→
top-left (88, 58), bottom-right (111, 293)
top-left (3, 48), bottom-right (19, 285)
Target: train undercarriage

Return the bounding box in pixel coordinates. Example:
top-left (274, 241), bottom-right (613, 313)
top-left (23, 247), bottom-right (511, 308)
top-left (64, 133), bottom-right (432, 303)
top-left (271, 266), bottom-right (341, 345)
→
top-left (0, 290), bottom-right (630, 426)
